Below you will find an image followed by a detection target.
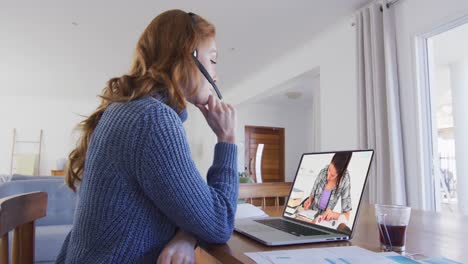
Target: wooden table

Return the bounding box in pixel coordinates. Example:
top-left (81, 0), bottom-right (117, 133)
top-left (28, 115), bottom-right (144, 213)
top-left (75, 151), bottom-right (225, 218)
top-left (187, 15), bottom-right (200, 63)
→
top-left (50, 170), bottom-right (65, 176)
top-left (200, 205), bottom-right (468, 263)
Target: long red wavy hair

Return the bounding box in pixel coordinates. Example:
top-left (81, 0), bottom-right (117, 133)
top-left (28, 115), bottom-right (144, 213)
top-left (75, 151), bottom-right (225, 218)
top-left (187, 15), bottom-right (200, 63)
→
top-left (65, 9), bottom-right (215, 191)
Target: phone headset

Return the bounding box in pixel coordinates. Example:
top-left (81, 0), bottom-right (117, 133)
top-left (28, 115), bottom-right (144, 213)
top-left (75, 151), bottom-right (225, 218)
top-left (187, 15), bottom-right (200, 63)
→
top-left (188, 12), bottom-right (223, 100)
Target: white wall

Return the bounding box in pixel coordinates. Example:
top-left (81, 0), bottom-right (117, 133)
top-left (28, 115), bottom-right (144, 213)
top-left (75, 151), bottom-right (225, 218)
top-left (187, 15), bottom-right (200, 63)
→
top-left (0, 96), bottom-right (98, 175)
top-left (0, 5), bottom-right (132, 98)
top-left (236, 103), bottom-right (314, 182)
top-left (183, 98), bottom-right (316, 181)
top-left (0, 2), bottom-right (358, 182)
top-left (225, 18), bottom-right (358, 152)
top-left (221, 0), bottom-right (468, 210)
top-left (0, 93), bottom-right (317, 180)
top-left (185, 16), bottom-right (357, 184)
top-left (393, 0), bottom-right (468, 209)
top-left (0, 96), bottom-right (222, 178)
top-left (0, 4), bottom-right (129, 175)
top-left (184, 96), bottom-right (317, 182)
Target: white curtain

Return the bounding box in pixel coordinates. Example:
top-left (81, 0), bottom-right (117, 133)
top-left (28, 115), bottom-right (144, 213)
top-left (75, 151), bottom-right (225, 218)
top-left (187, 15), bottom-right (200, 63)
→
top-left (356, 1), bottom-right (407, 205)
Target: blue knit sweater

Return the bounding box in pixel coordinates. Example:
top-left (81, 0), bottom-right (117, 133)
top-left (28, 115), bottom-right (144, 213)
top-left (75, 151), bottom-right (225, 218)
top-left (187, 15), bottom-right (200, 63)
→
top-left (56, 96), bottom-right (238, 263)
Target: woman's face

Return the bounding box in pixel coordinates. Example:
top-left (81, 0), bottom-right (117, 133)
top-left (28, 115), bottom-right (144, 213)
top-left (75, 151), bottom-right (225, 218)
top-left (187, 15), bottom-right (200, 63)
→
top-left (327, 164), bottom-right (338, 182)
top-left (186, 37), bottom-right (218, 105)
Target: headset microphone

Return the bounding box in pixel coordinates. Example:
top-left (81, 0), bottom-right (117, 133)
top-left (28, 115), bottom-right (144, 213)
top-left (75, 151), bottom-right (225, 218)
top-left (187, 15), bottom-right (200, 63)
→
top-left (188, 12), bottom-right (223, 100)
top-left (192, 49), bottom-right (223, 100)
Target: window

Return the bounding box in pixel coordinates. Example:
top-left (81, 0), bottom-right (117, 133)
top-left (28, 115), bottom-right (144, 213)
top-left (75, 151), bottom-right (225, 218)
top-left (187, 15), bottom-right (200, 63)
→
top-left (422, 20), bottom-right (468, 214)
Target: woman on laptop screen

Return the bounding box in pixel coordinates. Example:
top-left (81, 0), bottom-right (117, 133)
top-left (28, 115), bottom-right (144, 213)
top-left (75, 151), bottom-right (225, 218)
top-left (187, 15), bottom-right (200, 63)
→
top-left (303, 152), bottom-right (353, 223)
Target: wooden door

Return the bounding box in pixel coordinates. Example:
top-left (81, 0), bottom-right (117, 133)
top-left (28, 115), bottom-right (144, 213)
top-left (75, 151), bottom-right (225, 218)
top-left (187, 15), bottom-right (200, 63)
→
top-left (245, 126), bottom-right (285, 183)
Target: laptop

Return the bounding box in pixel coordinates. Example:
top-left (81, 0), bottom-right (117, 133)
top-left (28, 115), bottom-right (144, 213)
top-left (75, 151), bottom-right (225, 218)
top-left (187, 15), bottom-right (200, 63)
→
top-left (234, 149), bottom-right (374, 246)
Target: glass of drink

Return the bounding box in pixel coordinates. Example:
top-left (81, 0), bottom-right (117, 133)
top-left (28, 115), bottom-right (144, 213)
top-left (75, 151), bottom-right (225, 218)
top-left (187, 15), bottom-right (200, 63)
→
top-left (374, 204), bottom-right (411, 252)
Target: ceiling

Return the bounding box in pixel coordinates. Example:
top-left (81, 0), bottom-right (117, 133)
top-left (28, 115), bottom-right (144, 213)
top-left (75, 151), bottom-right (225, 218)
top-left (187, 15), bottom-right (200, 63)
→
top-left (0, 0), bottom-right (370, 97)
top-left (246, 70), bottom-right (319, 108)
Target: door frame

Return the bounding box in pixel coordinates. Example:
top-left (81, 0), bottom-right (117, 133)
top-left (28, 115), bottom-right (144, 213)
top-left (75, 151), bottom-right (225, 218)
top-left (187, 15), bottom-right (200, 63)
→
top-left (415, 15), bottom-right (468, 211)
top-left (244, 125), bottom-right (285, 182)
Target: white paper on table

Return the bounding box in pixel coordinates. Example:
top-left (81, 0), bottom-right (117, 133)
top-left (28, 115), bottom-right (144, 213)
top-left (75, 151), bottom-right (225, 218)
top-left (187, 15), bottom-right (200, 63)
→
top-left (296, 210), bottom-right (348, 229)
top-left (289, 188), bottom-right (305, 199)
top-left (420, 256), bottom-right (463, 264)
top-left (315, 214), bottom-right (348, 229)
top-left (284, 206), bottom-right (297, 215)
top-left (297, 210), bottom-right (318, 220)
top-left (235, 203), bottom-right (269, 219)
top-left (375, 252), bottom-right (403, 257)
top-left (245, 246), bottom-right (405, 264)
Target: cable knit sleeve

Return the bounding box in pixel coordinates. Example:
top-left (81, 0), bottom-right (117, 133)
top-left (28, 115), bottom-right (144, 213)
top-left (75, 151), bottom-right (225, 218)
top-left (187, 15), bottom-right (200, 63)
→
top-left (136, 104), bottom-right (238, 244)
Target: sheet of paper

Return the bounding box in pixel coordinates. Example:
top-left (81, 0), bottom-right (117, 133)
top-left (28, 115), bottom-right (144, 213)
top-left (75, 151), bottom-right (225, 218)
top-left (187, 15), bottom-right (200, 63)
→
top-left (235, 203), bottom-right (269, 219)
top-left (420, 257), bottom-right (463, 264)
top-left (287, 198), bottom-right (302, 207)
top-left (284, 206), bottom-right (297, 215)
top-left (383, 255), bottom-right (421, 264)
top-left (297, 209), bottom-right (318, 220)
top-left (296, 210), bottom-right (348, 229)
top-left (245, 246), bottom-right (417, 264)
top-left (375, 252), bottom-right (464, 264)
top-left (289, 188), bottom-right (305, 199)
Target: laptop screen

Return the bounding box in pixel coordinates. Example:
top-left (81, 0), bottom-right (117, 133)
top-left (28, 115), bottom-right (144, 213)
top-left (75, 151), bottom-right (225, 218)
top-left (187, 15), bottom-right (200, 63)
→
top-left (283, 150), bottom-right (374, 235)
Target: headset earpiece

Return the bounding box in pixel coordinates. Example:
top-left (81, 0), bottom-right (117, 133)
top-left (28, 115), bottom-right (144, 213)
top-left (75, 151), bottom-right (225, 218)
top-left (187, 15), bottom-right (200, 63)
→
top-left (187, 12), bottom-right (223, 100)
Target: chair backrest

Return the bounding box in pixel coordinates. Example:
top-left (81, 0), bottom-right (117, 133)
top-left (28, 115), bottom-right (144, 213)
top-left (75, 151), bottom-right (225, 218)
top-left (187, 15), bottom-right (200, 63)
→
top-left (0, 179), bottom-right (76, 226)
top-left (0, 192), bottom-right (47, 264)
top-left (238, 182), bottom-right (292, 208)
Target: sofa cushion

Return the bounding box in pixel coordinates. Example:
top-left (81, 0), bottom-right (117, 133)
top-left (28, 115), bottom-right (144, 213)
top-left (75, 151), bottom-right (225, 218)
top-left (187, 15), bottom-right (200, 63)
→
top-left (0, 179), bottom-right (76, 226)
top-left (11, 174), bottom-right (64, 181)
top-left (35, 225), bottom-right (72, 262)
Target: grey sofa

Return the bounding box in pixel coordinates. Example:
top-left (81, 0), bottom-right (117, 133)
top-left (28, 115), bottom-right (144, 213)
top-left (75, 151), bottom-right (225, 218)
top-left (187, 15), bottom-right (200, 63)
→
top-left (0, 176), bottom-right (76, 263)
top-left (11, 174), bottom-right (64, 181)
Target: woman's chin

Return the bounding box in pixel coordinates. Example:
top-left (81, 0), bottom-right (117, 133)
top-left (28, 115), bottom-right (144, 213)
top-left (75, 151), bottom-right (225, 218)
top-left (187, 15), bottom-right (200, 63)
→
top-left (186, 97), bottom-right (205, 106)
top-left (199, 96), bottom-right (210, 105)
top-left (187, 93), bottom-right (210, 106)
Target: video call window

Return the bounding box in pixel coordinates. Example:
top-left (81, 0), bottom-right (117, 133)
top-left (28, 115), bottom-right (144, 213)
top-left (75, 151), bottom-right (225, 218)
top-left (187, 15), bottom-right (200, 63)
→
top-left (284, 150), bottom-right (373, 234)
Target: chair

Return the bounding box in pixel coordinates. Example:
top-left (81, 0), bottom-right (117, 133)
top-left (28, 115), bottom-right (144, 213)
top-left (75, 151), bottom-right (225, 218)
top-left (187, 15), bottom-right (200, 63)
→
top-left (0, 192), bottom-right (47, 264)
top-left (238, 182), bottom-right (292, 208)
top-left (0, 178), bottom-right (76, 263)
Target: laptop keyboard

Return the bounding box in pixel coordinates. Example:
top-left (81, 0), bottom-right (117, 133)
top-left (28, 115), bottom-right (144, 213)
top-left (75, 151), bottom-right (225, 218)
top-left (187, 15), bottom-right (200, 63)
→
top-left (255, 219), bottom-right (328, 237)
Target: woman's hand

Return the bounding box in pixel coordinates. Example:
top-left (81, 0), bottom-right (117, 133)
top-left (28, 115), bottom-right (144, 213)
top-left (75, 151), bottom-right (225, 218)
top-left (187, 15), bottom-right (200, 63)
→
top-left (303, 197), bottom-right (312, 210)
top-left (321, 209), bottom-right (339, 221)
top-left (196, 94), bottom-right (236, 144)
top-left (157, 230), bottom-right (197, 264)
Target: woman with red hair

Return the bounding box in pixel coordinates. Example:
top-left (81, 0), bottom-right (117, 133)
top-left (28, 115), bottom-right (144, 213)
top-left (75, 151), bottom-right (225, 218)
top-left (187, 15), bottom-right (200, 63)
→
top-left (57, 9), bottom-right (237, 264)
